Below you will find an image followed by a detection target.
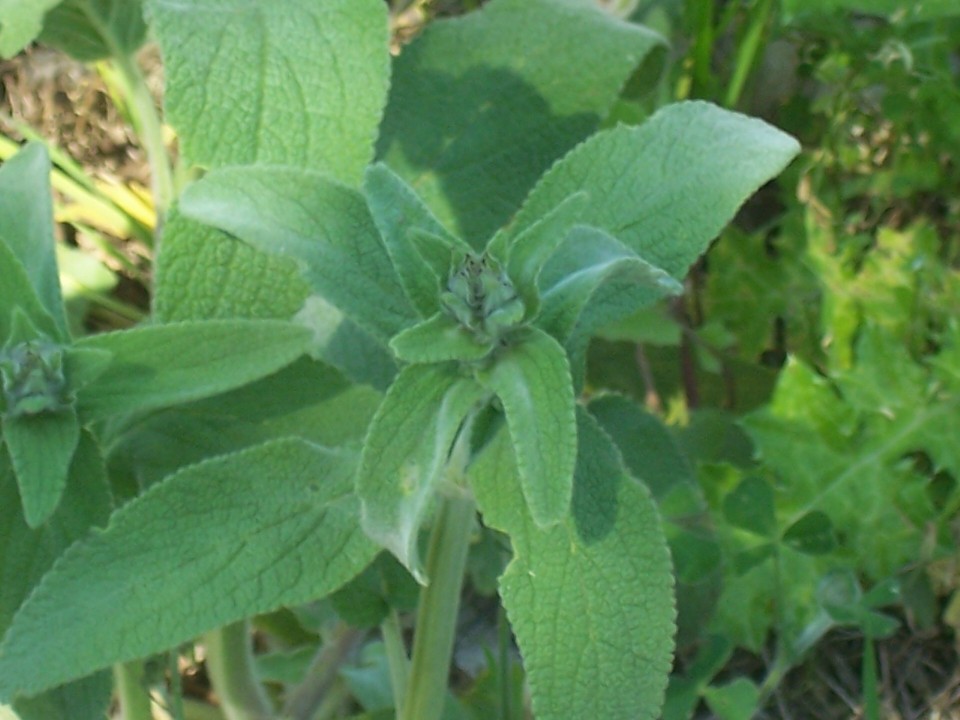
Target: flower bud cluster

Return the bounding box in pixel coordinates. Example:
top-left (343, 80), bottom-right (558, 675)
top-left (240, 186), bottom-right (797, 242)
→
top-left (0, 339), bottom-right (71, 417)
top-left (440, 252), bottom-right (525, 343)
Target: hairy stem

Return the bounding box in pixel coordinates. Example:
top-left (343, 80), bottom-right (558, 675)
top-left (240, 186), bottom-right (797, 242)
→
top-left (114, 660), bottom-right (154, 720)
top-left (399, 491), bottom-right (476, 720)
top-left (203, 621), bottom-right (274, 720)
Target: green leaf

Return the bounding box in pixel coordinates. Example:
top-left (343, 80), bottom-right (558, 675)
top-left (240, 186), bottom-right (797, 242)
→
top-left (148, 0), bottom-right (389, 180)
top-left (702, 678), bottom-right (761, 720)
top-left (495, 192), bottom-right (588, 320)
top-left (782, 0), bottom-right (960, 21)
top-left (330, 553), bottom-right (419, 629)
top-left (0, 432), bottom-right (111, 634)
top-left (73, 319), bottom-right (311, 420)
top-left (2, 410), bottom-right (80, 528)
top-left (377, 0), bottom-right (666, 245)
top-left (38, 0), bottom-right (146, 61)
top-left (179, 166), bottom-right (417, 343)
top-left (0, 0), bottom-right (61, 57)
top-left (358, 364), bottom-right (487, 581)
top-left (0, 244), bottom-right (59, 363)
top-left (476, 327), bottom-right (575, 527)
top-left (782, 511), bottom-right (836, 555)
top-left (0, 435), bottom-right (113, 719)
top-left (588, 394), bottom-right (720, 644)
top-left (538, 225), bottom-right (682, 344)
top-left (364, 163), bottom-right (467, 318)
top-left (154, 211), bottom-right (311, 322)
top-left (107, 357), bottom-right (380, 490)
top-left (0, 144), bottom-right (67, 340)
top-left (7, 673), bottom-right (112, 720)
top-left (510, 102), bottom-right (800, 276)
top-left (723, 476), bottom-right (776, 538)
top-left (469, 409), bottom-right (675, 720)
top-left (0, 438), bottom-right (378, 700)
top-left (390, 313), bottom-right (494, 364)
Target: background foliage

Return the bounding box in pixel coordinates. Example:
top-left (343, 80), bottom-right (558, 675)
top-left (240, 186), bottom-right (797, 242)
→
top-left (0, 0), bottom-right (958, 718)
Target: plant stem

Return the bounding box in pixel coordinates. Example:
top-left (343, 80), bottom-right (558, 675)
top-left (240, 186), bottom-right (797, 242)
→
top-left (497, 604), bottom-right (512, 720)
top-left (203, 621), bottom-right (274, 720)
top-left (381, 609), bottom-right (410, 712)
top-left (724, 0), bottom-right (774, 109)
top-left (282, 624), bottom-right (364, 720)
top-left (399, 491), bottom-right (476, 720)
top-left (109, 50), bottom-right (175, 227)
top-left (114, 660), bottom-right (154, 720)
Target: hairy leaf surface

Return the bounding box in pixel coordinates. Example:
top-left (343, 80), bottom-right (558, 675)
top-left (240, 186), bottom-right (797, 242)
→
top-left (476, 327), bottom-right (576, 527)
top-left (0, 144), bottom-right (67, 340)
top-left (73, 319), bottom-right (310, 419)
top-left (2, 411), bottom-right (79, 528)
top-left (378, 0), bottom-right (666, 245)
top-left (148, 0), bottom-right (389, 182)
top-left (358, 364), bottom-right (486, 581)
top-left (0, 439), bottom-right (377, 699)
top-left (154, 212), bottom-right (309, 323)
top-left (180, 167), bottom-right (417, 342)
top-left (469, 409), bottom-right (675, 720)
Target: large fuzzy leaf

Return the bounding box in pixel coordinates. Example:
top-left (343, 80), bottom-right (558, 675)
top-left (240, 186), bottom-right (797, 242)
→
top-left (147, 0), bottom-right (389, 183)
top-left (179, 167), bottom-right (417, 343)
top-left (377, 0), bottom-right (666, 245)
top-left (0, 439), bottom-right (378, 700)
top-left (476, 327), bottom-right (576, 527)
top-left (469, 409), bottom-right (676, 720)
top-left (72, 319), bottom-right (311, 420)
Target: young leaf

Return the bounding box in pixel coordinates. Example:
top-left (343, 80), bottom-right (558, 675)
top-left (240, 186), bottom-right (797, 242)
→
top-left (0, 144), bottom-right (67, 340)
top-left (73, 319), bottom-right (311, 420)
top-left (390, 313), bottom-right (494, 364)
top-left (469, 410), bottom-right (676, 720)
top-left (538, 225), bottom-right (683, 343)
top-left (2, 411), bottom-right (80, 528)
top-left (0, 439), bottom-right (378, 700)
top-left (148, 0), bottom-right (389, 182)
top-left (0, 241), bottom-right (60, 345)
top-left (476, 326), bottom-right (576, 527)
top-left (509, 102), bottom-right (801, 278)
top-left (0, 0), bottom-right (61, 58)
top-left (378, 0), bottom-right (666, 245)
top-left (494, 192), bottom-right (588, 320)
top-left (364, 163), bottom-right (467, 317)
top-left (179, 166), bottom-right (417, 342)
top-left (722, 477), bottom-right (776, 538)
top-left (38, 0), bottom-right (146, 61)
top-left (358, 364), bottom-right (487, 582)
